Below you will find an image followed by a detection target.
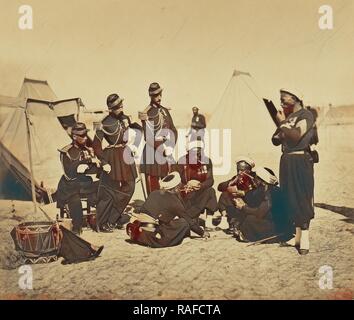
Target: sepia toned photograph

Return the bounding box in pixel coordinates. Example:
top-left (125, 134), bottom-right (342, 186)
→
top-left (0, 0), bottom-right (353, 304)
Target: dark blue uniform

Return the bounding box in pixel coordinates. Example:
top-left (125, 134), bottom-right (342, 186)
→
top-left (272, 108), bottom-right (316, 227)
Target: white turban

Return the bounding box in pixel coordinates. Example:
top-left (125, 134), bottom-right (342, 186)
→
top-left (255, 167), bottom-right (278, 185)
top-left (159, 171), bottom-right (181, 190)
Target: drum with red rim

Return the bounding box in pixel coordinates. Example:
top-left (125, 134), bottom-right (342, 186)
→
top-left (14, 221), bottom-right (61, 264)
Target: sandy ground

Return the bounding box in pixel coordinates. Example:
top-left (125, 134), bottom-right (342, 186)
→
top-left (0, 144), bottom-right (353, 300)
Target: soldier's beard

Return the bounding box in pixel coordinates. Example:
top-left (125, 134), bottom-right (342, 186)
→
top-left (111, 109), bottom-right (123, 118)
top-left (151, 99), bottom-right (161, 106)
top-left (74, 139), bottom-right (87, 148)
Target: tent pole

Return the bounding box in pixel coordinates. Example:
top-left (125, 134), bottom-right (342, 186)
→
top-left (25, 109), bottom-right (37, 214)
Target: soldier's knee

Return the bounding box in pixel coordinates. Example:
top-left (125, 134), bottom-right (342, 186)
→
top-left (177, 218), bottom-right (190, 230)
top-left (122, 180), bottom-right (135, 194)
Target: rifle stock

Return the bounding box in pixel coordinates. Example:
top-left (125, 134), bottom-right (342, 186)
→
top-left (263, 98), bottom-right (280, 127)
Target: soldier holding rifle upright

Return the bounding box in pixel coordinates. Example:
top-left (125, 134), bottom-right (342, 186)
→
top-left (271, 88), bottom-right (316, 255)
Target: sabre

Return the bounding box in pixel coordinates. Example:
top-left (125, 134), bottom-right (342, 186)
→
top-left (135, 164), bottom-right (147, 201)
top-left (246, 233), bottom-right (283, 247)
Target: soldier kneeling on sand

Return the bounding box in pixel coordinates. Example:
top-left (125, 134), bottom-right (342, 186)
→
top-left (126, 171), bottom-right (210, 248)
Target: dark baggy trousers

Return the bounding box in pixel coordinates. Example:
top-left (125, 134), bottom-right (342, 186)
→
top-left (279, 153), bottom-right (315, 228)
top-left (226, 206), bottom-right (276, 242)
top-left (184, 188), bottom-right (218, 218)
top-left (59, 225), bottom-right (103, 264)
top-left (135, 218), bottom-right (190, 248)
top-left (96, 172), bottom-right (135, 228)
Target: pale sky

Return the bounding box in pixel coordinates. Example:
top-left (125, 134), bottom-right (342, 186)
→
top-left (1, 0), bottom-right (354, 119)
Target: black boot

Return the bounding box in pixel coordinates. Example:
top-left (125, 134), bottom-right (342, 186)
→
top-left (233, 227), bottom-right (248, 243)
top-left (298, 248), bottom-right (309, 255)
top-left (225, 218), bottom-right (237, 235)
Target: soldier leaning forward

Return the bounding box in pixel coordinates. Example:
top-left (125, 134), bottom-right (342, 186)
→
top-left (92, 93), bottom-right (140, 232)
top-left (56, 122), bottom-right (100, 234)
top-left (126, 172), bottom-right (210, 248)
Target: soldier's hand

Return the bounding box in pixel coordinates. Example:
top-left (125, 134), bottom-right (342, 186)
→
top-left (193, 182), bottom-right (201, 190)
top-left (235, 190), bottom-right (245, 197)
top-left (138, 112), bottom-right (148, 121)
top-left (91, 157), bottom-right (101, 166)
top-left (130, 145), bottom-right (139, 159)
top-left (227, 185), bottom-right (238, 194)
top-left (77, 164), bottom-right (89, 173)
top-left (163, 146), bottom-right (174, 157)
top-left (280, 122), bottom-right (292, 129)
top-left (187, 180), bottom-right (200, 190)
top-left (276, 110), bottom-right (286, 122)
top-left (234, 198), bottom-right (246, 209)
top-left (203, 230), bottom-right (210, 239)
top-left (102, 163), bottom-right (112, 173)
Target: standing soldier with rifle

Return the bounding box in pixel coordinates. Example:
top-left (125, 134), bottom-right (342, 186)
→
top-left (271, 88), bottom-right (317, 255)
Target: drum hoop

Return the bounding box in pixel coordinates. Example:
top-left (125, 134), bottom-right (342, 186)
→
top-left (16, 221), bottom-right (56, 233)
top-left (22, 254), bottom-right (58, 264)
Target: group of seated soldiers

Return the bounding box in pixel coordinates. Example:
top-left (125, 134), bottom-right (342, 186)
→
top-left (54, 85), bottom-right (293, 249)
top-left (127, 151), bottom-right (293, 248)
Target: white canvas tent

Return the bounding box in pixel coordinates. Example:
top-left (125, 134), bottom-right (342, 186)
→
top-left (0, 95), bottom-right (24, 126)
top-left (208, 70), bottom-right (277, 161)
top-left (0, 78), bottom-right (82, 204)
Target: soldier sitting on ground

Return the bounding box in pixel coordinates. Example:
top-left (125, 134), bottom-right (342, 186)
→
top-left (231, 167), bottom-right (292, 243)
top-left (126, 171), bottom-right (210, 248)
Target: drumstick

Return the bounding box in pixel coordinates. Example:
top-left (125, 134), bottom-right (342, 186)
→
top-left (38, 206), bottom-right (55, 222)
